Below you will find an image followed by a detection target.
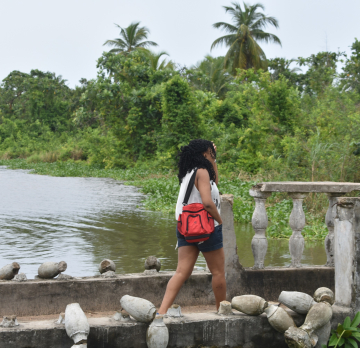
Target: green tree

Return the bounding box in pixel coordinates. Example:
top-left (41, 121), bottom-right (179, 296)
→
top-left (211, 2), bottom-right (281, 74)
top-left (268, 58), bottom-right (302, 85)
top-left (0, 69), bottom-right (73, 132)
top-left (340, 38), bottom-right (360, 94)
top-left (160, 75), bottom-right (203, 156)
top-left (188, 55), bottom-right (233, 98)
top-left (103, 22), bottom-right (158, 54)
top-left (144, 51), bottom-right (175, 70)
top-left (297, 51), bottom-right (343, 95)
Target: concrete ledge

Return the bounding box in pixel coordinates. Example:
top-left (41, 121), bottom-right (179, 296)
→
top-left (0, 307), bottom-right (350, 348)
top-left (0, 272), bottom-right (213, 317)
top-left (257, 181), bottom-right (360, 193)
top-left (243, 267), bottom-right (335, 299)
top-left (0, 267), bottom-right (334, 317)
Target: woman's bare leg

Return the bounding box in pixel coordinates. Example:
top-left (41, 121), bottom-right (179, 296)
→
top-left (158, 245), bottom-right (199, 314)
top-left (202, 247), bottom-right (226, 310)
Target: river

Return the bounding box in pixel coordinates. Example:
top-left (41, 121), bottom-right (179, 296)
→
top-left (0, 167), bottom-right (326, 278)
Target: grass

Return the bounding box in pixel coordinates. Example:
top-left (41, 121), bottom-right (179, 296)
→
top-left (0, 159), bottom-right (328, 240)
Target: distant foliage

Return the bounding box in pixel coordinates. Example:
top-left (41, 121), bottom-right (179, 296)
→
top-left (160, 75), bottom-right (203, 158)
top-left (1, 37), bottom-right (360, 238)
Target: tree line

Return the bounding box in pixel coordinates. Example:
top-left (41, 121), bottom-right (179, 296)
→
top-left (1, 1), bottom-right (360, 183)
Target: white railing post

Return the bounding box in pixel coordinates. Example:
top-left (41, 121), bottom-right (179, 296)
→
top-left (288, 193), bottom-right (308, 268)
top-left (324, 193), bottom-right (343, 266)
top-left (249, 189), bottom-right (271, 269)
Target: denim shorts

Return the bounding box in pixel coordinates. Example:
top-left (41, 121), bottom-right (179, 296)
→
top-left (176, 224), bottom-right (223, 252)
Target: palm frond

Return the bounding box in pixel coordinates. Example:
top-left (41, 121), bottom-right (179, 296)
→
top-left (104, 21), bottom-right (157, 53)
top-left (212, 1), bottom-right (280, 71)
top-left (251, 30), bottom-right (282, 46)
top-left (136, 40), bottom-right (158, 48)
top-left (212, 22), bottom-right (238, 33)
top-left (211, 34), bottom-right (236, 50)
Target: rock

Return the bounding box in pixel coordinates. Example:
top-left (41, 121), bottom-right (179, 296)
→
top-left (284, 302), bottom-right (333, 348)
top-left (38, 261), bottom-right (67, 279)
top-left (144, 256), bottom-right (161, 272)
top-left (71, 344), bottom-right (87, 348)
top-left (56, 312), bottom-right (65, 324)
top-left (120, 295), bottom-right (156, 323)
top-left (113, 309), bottom-right (131, 322)
top-left (166, 304), bottom-right (183, 317)
top-left (285, 326), bottom-right (316, 348)
top-left (314, 322), bottom-right (331, 348)
top-left (0, 262), bottom-right (20, 280)
top-left (65, 303), bottom-right (90, 344)
top-left (0, 316), bottom-right (19, 327)
top-left (279, 291), bottom-right (315, 314)
top-left (301, 302), bottom-right (333, 333)
top-left (12, 273), bottom-right (27, 282)
top-left (231, 295), bottom-right (268, 316)
top-left (146, 314), bottom-right (169, 348)
top-left (264, 305), bottom-right (296, 333)
top-left (217, 301), bottom-right (233, 315)
top-left (99, 259), bottom-right (116, 274)
top-left (143, 269), bottom-right (158, 275)
top-left (100, 271), bottom-right (116, 278)
top-left (56, 273), bottom-right (73, 280)
top-left (313, 287), bottom-right (334, 305)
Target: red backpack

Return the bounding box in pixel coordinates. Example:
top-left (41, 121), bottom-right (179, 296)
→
top-left (177, 169), bottom-right (215, 243)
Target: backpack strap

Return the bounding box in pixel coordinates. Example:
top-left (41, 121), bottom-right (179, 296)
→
top-left (182, 169), bottom-right (198, 206)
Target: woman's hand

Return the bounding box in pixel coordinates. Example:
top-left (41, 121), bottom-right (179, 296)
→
top-left (204, 143), bottom-right (217, 164)
top-left (212, 142), bottom-right (217, 153)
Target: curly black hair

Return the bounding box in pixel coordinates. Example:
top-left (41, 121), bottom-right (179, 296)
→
top-left (177, 139), bottom-right (216, 184)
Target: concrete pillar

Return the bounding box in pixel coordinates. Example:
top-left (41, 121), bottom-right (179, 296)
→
top-left (334, 197), bottom-right (360, 311)
top-left (325, 193), bottom-right (343, 266)
top-left (249, 189), bottom-right (271, 269)
top-left (288, 193), bottom-right (308, 268)
top-left (220, 194), bottom-right (243, 300)
top-left (220, 194), bottom-right (243, 275)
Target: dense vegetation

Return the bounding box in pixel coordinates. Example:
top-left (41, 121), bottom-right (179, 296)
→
top-left (1, 2), bottom-right (360, 240)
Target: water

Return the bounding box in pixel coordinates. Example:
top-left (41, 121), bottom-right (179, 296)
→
top-left (0, 167), bottom-right (326, 278)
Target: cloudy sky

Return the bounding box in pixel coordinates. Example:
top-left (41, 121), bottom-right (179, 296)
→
top-left (1, 0), bottom-right (359, 87)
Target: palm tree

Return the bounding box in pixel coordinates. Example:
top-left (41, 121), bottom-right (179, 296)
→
top-left (103, 22), bottom-right (158, 54)
top-left (211, 2), bottom-right (281, 74)
top-left (145, 51), bottom-right (175, 70)
top-left (191, 55), bottom-right (233, 97)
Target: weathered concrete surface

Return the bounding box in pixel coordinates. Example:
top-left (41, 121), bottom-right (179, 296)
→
top-left (220, 194), bottom-right (244, 302)
top-left (257, 182), bottom-right (360, 193)
top-left (243, 267), bottom-right (334, 300)
top-left (221, 195), bottom-right (243, 275)
top-left (249, 189), bottom-right (271, 269)
top-left (0, 272), bottom-right (214, 317)
top-left (334, 197), bottom-right (360, 313)
top-left (0, 267), bottom-right (334, 317)
top-left (0, 310), bottom-right (302, 348)
top-left (288, 193), bottom-right (307, 268)
top-left (0, 307), bottom-right (350, 348)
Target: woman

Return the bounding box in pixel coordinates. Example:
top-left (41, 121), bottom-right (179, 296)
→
top-left (158, 139), bottom-right (226, 314)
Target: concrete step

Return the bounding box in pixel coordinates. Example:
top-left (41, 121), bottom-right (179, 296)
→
top-left (0, 306), bottom-right (298, 348)
top-left (0, 305), bottom-right (350, 348)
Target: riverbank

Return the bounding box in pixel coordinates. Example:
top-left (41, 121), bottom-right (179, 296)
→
top-left (0, 159), bottom-right (327, 240)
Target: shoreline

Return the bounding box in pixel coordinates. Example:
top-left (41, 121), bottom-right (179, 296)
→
top-left (0, 159), bottom-right (327, 241)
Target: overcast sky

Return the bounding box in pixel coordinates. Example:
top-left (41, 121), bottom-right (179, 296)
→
top-left (1, 0), bottom-right (359, 88)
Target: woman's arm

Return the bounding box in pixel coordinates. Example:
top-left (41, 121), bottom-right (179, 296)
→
top-left (195, 169), bottom-right (223, 225)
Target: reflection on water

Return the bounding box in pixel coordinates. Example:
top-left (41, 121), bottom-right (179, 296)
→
top-left (235, 223), bottom-right (326, 267)
top-left (0, 167), bottom-right (326, 278)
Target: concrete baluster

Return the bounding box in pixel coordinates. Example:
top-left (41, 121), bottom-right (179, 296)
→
top-left (324, 193), bottom-right (342, 266)
top-left (288, 193), bottom-right (308, 268)
top-left (334, 198), bottom-right (357, 309)
top-left (249, 189), bottom-right (271, 269)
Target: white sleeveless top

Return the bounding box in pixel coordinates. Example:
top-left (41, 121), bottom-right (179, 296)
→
top-left (175, 169), bottom-right (221, 227)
